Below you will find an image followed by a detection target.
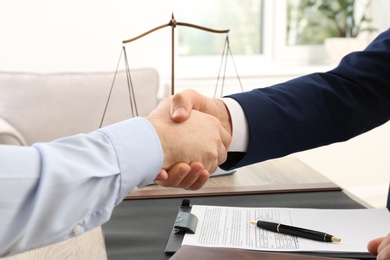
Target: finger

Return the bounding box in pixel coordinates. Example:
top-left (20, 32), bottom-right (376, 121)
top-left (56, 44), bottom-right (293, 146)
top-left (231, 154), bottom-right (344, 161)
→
top-left (368, 237), bottom-right (385, 256)
top-left (220, 122), bottom-right (231, 163)
top-left (176, 162), bottom-right (205, 189)
top-left (215, 99), bottom-right (233, 136)
top-left (154, 163), bottom-right (190, 187)
top-left (171, 90), bottom-right (216, 122)
top-left (206, 159), bottom-right (219, 175)
top-left (377, 244), bottom-right (390, 260)
top-left (377, 234), bottom-right (390, 255)
top-left (220, 121), bottom-right (232, 149)
top-left (155, 169), bottom-right (168, 181)
top-left (217, 143), bottom-right (228, 166)
top-left (171, 90), bottom-right (197, 122)
top-left (216, 124), bottom-right (230, 165)
top-left (185, 169), bottom-right (210, 190)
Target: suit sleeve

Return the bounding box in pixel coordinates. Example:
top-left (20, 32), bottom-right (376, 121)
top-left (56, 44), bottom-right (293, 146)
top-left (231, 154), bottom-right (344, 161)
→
top-left (221, 29), bottom-right (390, 169)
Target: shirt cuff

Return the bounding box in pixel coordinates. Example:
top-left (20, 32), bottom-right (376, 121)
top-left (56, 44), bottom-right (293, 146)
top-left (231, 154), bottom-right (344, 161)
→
top-left (99, 117), bottom-right (163, 203)
top-left (221, 97), bottom-right (249, 152)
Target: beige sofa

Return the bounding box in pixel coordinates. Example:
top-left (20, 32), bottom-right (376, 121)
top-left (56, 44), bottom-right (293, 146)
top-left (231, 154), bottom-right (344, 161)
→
top-left (0, 68), bottom-right (160, 146)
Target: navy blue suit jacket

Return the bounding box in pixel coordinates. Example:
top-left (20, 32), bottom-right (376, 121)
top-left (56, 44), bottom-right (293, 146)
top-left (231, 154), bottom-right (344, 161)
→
top-left (222, 29), bottom-right (390, 207)
top-left (223, 29), bottom-right (390, 169)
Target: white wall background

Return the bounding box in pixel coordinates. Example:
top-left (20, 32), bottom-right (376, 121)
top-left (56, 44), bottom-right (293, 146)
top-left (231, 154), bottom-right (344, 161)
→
top-left (0, 0), bottom-right (177, 74)
top-left (1, 0), bottom-right (389, 74)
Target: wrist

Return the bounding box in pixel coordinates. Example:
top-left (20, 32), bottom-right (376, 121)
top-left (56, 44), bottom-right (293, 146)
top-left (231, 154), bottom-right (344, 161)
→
top-left (214, 100), bottom-right (232, 136)
top-left (145, 116), bottom-right (171, 169)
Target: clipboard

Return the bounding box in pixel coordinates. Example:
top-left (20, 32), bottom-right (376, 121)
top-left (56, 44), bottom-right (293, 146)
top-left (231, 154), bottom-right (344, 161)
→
top-left (103, 190), bottom-right (371, 259)
top-left (164, 199), bottom-right (198, 255)
top-left (164, 199), bottom-right (377, 259)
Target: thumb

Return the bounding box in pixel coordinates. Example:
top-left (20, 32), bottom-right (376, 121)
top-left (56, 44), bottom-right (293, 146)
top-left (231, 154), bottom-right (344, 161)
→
top-left (171, 90), bottom-right (199, 122)
top-left (171, 106), bottom-right (189, 123)
top-left (367, 236), bottom-right (385, 256)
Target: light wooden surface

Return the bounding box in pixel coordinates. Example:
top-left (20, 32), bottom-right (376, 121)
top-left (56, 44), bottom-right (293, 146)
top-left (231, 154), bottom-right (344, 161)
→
top-left (133, 156), bottom-right (372, 208)
top-left (126, 156), bottom-right (336, 199)
top-left (2, 156), bottom-right (334, 260)
top-left (144, 156), bottom-right (332, 189)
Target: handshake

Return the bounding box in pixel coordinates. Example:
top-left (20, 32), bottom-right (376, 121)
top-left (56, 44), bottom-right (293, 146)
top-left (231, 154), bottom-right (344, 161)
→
top-left (145, 90), bottom-right (233, 190)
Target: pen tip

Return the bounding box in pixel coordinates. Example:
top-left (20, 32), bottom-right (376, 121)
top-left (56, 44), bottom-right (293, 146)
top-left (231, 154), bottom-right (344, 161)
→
top-left (250, 221), bottom-right (257, 226)
top-left (331, 237), bottom-right (341, 243)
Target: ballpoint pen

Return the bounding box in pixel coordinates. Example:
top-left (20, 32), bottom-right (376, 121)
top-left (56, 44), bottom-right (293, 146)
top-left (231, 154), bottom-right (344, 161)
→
top-left (250, 220), bottom-right (341, 243)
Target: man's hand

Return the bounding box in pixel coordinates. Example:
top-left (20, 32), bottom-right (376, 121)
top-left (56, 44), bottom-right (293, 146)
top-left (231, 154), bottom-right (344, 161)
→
top-left (367, 234), bottom-right (390, 259)
top-left (146, 96), bottom-right (231, 174)
top-left (151, 90), bottom-right (234, 190)
top-left (171, 89), bottom-right (232, 136)
top-left (148, 90), bottom-right (233, 190)
top-left (154, 162), bottom-right (210, 190)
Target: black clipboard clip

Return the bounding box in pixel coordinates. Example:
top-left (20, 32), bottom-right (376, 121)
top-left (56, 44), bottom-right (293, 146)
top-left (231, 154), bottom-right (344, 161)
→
top-left (164, 199), bottom-right (198, 255)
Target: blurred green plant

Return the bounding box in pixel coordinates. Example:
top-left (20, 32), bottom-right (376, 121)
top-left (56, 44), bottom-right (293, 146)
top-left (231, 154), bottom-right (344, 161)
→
top-left (287, 0), bottom-right (377, 45)
top-left (318, 0), bottom-right (377, 37)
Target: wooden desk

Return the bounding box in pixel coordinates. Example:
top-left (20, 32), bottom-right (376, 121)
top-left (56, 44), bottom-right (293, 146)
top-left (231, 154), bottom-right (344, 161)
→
top-left (104, 178), bottom-right (365, 259)
top-left (127, 156), bottom-right (339, 199)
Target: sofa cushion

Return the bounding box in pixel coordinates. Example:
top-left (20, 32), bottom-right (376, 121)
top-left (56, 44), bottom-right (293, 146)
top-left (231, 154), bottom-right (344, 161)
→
top-left (0, 118), bottom-right (27, 145)
top-left (0, 69), bottom-right (159, 145)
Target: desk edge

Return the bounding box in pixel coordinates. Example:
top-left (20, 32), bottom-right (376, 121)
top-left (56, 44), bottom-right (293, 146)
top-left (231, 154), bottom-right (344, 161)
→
top-left (125, 182), bottom-right (341, 200)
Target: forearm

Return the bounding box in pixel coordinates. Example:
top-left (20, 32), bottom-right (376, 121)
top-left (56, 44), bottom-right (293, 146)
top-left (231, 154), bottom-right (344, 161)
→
top-left (0, 117), bottom-right (162, 256)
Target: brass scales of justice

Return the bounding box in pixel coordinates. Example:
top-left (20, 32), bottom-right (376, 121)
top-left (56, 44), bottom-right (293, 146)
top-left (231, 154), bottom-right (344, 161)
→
top-left (100, 14), bottom-right (243, 127)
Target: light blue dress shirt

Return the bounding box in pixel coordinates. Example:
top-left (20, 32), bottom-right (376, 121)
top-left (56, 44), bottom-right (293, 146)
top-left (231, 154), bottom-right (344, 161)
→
top-left (0, 117), bottom-right (163, 256)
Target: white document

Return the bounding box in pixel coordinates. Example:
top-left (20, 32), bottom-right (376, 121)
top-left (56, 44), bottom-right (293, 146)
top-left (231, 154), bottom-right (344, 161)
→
top-left (182, 206), bottom-right (390, 253)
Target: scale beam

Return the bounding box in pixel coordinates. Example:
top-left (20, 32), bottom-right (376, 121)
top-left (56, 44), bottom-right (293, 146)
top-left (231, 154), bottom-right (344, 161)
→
top-left (122, 14), bottom-right (229, 95)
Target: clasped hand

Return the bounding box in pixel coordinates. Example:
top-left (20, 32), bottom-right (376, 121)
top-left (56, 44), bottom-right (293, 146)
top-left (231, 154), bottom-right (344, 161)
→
top-left (146, 94), bottom-right (231, 190)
